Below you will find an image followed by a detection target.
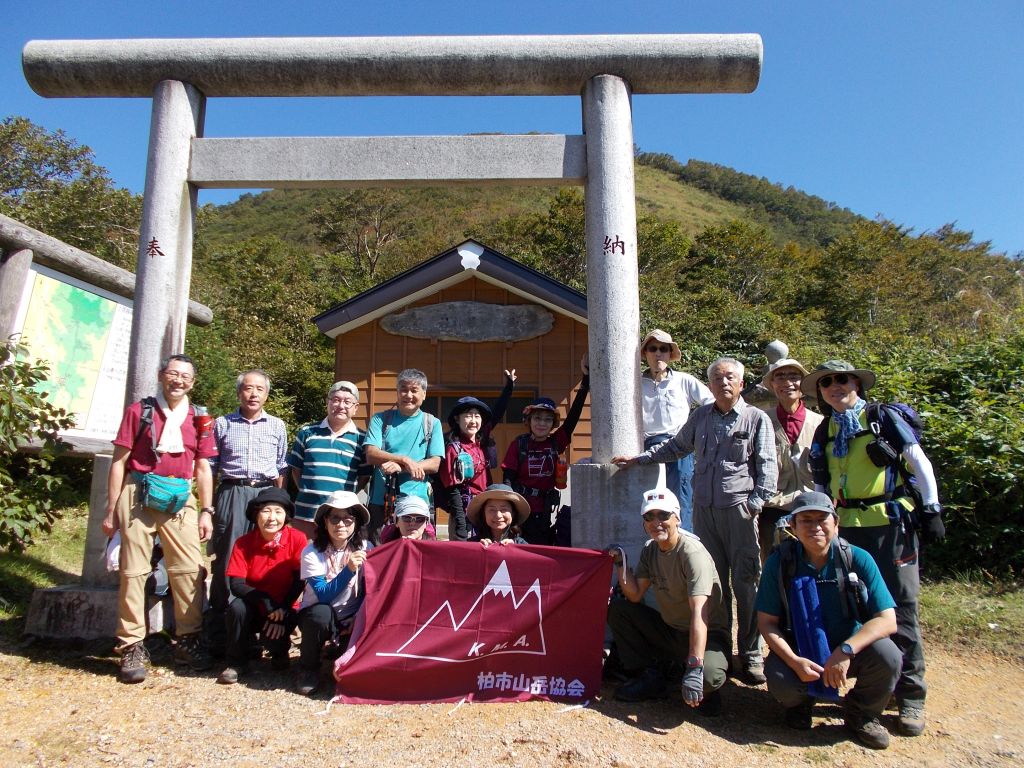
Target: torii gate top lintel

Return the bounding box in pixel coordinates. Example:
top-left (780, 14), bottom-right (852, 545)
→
top-left (23, 34), bottom-right (762, 98)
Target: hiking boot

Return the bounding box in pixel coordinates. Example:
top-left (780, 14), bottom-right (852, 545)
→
top-left (295, 668), bottom-right (320, 696)
top-left (696, 689), bottom-right (722, 717)
top-left (845, 712), bottom-right (890, 750)
top-left (270, 651), bottom-right (290, 672)
top-left (897, 703), bottom-right (926, 737)
top-left (784, 699), bottom-right (814, 730)
top-left (118, 641), bottom-right (149, 684)
top-left (217, 665), bottom-right (247, 685)
top-left (614, 667), bottom-right (668, 702)
top-left (738, 661), bottom-right (767, 686)
top-left (173, 632), bottom-right (213, 671)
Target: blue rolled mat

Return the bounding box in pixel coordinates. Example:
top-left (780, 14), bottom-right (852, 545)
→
top-left (788, 575), bottom-right (840, 701)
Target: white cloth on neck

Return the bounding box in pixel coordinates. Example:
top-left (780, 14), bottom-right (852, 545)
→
top-left (155, 391), bottom-right (189, 454)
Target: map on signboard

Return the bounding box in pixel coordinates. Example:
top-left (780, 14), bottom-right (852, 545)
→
top-left (13, 266), bottom-right (133, 442)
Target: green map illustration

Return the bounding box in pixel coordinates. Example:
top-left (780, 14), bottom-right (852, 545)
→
top-left (19, 273), bottom-right (116, 423)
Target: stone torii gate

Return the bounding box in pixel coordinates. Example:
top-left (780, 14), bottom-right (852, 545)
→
top-left (23, 34), bottom-right (762, 596)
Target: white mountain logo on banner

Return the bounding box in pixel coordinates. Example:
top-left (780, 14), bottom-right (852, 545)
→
top-left (376, 560), bottom-right (547, 663)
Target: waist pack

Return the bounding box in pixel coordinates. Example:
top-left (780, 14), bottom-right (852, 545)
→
top-left (134, 471), bottom-right (192, 515)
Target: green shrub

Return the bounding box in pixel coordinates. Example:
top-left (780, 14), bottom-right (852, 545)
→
top-left (0, 338), bottom-right (76, 551)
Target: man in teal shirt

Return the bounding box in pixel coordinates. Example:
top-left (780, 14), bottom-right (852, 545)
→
top-left (757, 491), bottom-right (900, 750)
top-left (364, 368), bottom-right (444, 542)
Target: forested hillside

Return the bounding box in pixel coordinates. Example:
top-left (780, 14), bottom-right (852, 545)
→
top-left (4, 115), bottom-right (1022, 573)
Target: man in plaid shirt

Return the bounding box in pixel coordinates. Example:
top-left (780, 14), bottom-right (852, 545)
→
top-left (205, 369), bottom-right (289, 656)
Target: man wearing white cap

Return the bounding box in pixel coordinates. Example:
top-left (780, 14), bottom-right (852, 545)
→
top-left (638, 329), bottom-right (714, 532)
top-left (288, 380), bottom-right (368, 538)
top-left (758, 358), bottom-right (823, 562)
top-left (606, 488), bottom-right (729, 716)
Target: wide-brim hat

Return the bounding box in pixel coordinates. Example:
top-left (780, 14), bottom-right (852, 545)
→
top-left (640, 329), bottom-right (682, 362)
top-left (466, 484), bottom-right (531, 527)
top-left (314, 489), bottom-right (370, 527)
top-left (762, 358), bottom-right (810, 387)
top-left (447, 396), bottom-right (492, 431)
top-left (245, 487), bottom-right (295, 524)
top-left (522, 398), bottom-right (560, 427)
top-left (800, 360), bottom-right (877, 398)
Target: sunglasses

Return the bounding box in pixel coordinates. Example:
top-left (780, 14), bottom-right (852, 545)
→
top-left (327, 514), bottom-right (356, 525)
top-left (818, 373), bottom-right (853, 388)
top-left (642, 510), bottom-right (674, 522)
top-left (399, 515), bottom-right (428, 525)
top-left (646, 344), bottom-right (672, 354)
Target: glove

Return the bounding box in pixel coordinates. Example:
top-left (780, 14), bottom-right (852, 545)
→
top-left (682, 665), bottom-right (704, 705)
top-left (920, 504), bottom-right (945, 544)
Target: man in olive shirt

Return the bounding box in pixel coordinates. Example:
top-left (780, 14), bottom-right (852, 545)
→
top-left (606, 488), bottom-right (730, 716)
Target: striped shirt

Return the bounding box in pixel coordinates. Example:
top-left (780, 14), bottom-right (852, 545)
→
top-left (211, 410), bottom-right (289, 482)
top-left (287, 419), bottom-right (367, 521)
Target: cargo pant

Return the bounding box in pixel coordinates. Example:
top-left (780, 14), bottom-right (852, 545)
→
top-left (115, 479), bottom-right (205, 647)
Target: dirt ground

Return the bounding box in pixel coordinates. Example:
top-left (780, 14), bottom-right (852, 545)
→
top-left (0, 637), bottom-right (1020, 768)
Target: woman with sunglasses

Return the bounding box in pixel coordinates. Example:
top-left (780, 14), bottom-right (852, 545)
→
top-left (380, 495), bottom-right (436, 542)
top-left (638, 329), bottom-right (713, 533)
top-left (803, 360), bottom-right (941, 738)
top-left (295, 490), bottom-right (372, 695)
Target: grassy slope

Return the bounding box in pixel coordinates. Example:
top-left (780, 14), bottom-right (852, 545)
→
top-left (198, 164), bottom-right (751, 250)
top-left (2, 506), bottom-right (1021, 661)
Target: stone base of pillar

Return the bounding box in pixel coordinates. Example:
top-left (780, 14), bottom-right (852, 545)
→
top-left (570, 462), bottom-right (661, 566)
top-left (24, 585), bottom-right (172, 641)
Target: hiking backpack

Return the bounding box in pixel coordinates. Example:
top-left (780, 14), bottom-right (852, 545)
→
top-left (809, 402), bottom-right (925, 514)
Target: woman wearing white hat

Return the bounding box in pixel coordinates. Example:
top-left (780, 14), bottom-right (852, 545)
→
top-left (638, 329), bottom-right (713, 532)
top-left (295, 490), bottom-right (373, 695)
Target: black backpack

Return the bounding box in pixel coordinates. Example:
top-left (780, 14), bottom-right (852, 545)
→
top-left (776, 537), bottom-right (871, 639)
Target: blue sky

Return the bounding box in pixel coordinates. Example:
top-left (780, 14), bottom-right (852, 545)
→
top-left (6, 1), bottom-right (1023, 256)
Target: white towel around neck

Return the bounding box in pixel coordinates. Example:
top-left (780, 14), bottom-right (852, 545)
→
top-left (155, 391), bottom-right (190, 454)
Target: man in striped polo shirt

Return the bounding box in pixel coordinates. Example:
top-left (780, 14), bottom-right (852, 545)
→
top-left (206, 369), bottom-right (289, 656)
top-left (288, 380), bottom-right (367, 538)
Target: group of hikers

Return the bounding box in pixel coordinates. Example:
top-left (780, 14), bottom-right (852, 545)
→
top-left (100, 328), bottom-right (943, 751)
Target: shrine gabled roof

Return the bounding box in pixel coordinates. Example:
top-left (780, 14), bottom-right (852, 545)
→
top-left (312, 240), bottom-right (588, 339)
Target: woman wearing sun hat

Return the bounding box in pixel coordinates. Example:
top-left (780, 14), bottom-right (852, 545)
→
top-left (295, 489), bottom-right (373, 695)
top-left (438, 369), bottom-right (516, 541)
top-left (467, 484), bottom-right (530, 546)
top-left (804, 359), bottom-right (942, 737)
top-left (638, 329), bottom-right (713, 533)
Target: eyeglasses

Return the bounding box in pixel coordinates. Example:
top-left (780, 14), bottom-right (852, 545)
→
top-left (327, 514), bottom-right (356, 526)
top-left (163, 371), bottom-right (195, 382)
top-left (328, 397), bottom-right (358, 406)
top-left (646, 344), bottom-right (672, 354)
top-left (818, 373), bottom-right (852, 388)
top-left (772, 371), bottom-right (803, 382)
top-left (642, 510), bottom-right (674, 522)
top-left (399, 515), bottom-right (428, 525)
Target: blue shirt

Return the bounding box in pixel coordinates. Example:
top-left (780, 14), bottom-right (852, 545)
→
top-left (287, 421), bottom-right (366, 521)
top-left (364, 409), bottom-right (445, 505)
top-left (756, 541), bottom-right (896, 648)
top-left (211, 410), bottom-right (289, 481)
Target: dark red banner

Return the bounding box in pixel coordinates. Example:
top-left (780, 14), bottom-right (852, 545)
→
top-left (334, 539), bottom-right (612, 704)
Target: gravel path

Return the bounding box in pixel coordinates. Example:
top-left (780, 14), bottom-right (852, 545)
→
top-left (1, 638), bottom-right (1020, 767)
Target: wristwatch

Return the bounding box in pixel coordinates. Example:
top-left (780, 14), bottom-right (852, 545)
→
top-left (923, 502), bottom-right (942, 515)
top-left (200, 506), bottom-right (215, 515)
top-left (686, 655), bottom-right (703, 668)
top-left (840, 642), bottom-right (855, 657)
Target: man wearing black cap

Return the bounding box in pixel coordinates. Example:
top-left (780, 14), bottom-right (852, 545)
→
top-left (757, 491), bottom-right (900, 749)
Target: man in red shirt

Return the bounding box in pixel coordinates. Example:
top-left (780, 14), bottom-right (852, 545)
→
top-left (102, 354), bottom-right (217, 683)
